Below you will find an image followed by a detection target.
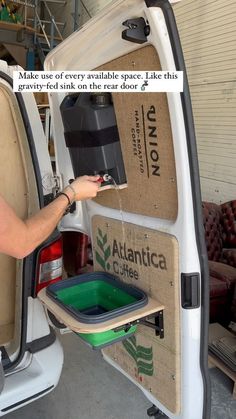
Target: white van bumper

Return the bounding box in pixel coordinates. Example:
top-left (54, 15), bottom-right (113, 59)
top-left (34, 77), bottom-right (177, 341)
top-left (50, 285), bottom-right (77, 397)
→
top-left (0, 337), bottom-right (63, 415)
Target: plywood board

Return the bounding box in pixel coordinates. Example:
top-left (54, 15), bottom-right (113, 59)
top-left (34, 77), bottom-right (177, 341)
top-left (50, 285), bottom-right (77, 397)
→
top-left (38, 288), bottom-right (164, 333)
top-left (0, 87), bottom-right (26, 343)
top-left (0, 21), bottom-right (35, 33)
top-left (94, 45), bottom-right (178, 221)
top-left (92, 215), bottom-right (181, 414)
top-left (0, 324), bottom-right (14, 346)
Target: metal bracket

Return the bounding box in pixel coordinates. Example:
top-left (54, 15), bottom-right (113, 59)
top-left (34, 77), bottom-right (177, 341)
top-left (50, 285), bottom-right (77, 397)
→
top-left (122, 17), bottom-right (150, 44)
top-left (139, 310), bottom-right (164, 338)
top-left (114, 310), bottom-right (164, 338)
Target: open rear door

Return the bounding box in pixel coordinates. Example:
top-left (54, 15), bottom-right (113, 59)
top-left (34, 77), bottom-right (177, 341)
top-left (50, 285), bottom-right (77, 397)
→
top-left (44, 1), bottom-right (211, 418)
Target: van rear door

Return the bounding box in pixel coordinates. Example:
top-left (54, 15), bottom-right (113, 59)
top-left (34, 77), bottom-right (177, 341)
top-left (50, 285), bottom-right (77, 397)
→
top-left (44, 1), bottom-right (211, 418)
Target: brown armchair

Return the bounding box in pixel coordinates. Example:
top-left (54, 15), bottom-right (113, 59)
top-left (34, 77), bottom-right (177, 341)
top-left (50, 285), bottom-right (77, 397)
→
top-left (202, 200), bottom-right (236, 324)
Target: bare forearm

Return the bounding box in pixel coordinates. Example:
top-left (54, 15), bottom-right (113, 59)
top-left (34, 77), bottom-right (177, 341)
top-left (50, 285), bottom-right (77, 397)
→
top-left (0, 176), bottom-right (100, 259)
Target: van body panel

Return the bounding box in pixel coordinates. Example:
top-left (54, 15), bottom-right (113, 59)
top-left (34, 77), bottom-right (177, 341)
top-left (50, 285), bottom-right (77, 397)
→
top-left (44, 1), bottom-right (210, 418)
top-left (26, 298), bottom-right (51, 343)
top-left (0, 338), bottom-right (63, 416)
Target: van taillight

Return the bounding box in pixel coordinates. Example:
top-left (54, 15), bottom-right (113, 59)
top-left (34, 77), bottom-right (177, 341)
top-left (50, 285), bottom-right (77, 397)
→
top-left (36, 238), bottom-right (63, 294)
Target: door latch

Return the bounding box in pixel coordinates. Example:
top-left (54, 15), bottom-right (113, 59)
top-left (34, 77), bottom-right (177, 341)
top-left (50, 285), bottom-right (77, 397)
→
top-left (122, 17), bottom-right (150, 44)
top-left (52, 174), bottom-right (62, 195)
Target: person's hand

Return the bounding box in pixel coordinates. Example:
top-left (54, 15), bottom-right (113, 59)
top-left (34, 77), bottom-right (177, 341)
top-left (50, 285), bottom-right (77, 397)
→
top-left (64, 175), bottom-right (101, 202)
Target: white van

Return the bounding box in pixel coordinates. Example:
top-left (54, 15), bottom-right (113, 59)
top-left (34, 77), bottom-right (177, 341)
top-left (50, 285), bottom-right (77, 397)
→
top-left (0, 1), bottom-right (211, 419)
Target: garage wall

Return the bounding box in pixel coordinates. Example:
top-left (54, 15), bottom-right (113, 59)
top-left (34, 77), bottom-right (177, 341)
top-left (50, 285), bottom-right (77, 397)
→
top-left (52, 0), bottom-right (236, 204)
top-left (174, 0), bottom-right (236, 204)
top-left (47, 0), bottom-right (112, 39)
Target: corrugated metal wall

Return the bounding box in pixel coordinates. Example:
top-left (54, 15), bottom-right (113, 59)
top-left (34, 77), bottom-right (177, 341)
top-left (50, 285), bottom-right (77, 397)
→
top-left (174, 0), bottom-right (236, 203)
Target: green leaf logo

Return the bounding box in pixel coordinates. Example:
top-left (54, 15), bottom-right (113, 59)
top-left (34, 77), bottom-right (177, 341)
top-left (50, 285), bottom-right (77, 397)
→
top-left (123, 336), bottom-right (154, 377)
top-left (96, 229), bottom-right (111, 271)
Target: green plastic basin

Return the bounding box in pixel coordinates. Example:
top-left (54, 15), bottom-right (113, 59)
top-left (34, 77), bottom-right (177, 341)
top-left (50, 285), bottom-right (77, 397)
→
top-left (46, 272), bottom-right (147, 349)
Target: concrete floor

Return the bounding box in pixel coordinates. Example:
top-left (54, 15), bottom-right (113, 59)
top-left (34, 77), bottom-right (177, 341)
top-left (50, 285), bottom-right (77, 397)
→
top-left (5, 332), bottom-right (236, 419)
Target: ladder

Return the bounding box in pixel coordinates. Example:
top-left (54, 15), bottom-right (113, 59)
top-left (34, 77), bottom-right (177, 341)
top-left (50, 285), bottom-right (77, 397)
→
top-left (30, 0), bottom-right (65, 67)
top-left (0, 1), bottom-right (92, 69)
top-left (0, 0), bottom-right (66, 68)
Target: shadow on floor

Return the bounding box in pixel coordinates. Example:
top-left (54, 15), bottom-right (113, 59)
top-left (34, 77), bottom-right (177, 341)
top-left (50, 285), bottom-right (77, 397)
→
top-left (5, 332), bottom-right (236, 419)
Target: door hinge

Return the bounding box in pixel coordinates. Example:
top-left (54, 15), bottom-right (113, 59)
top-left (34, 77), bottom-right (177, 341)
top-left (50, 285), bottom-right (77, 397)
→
top-left (52, 174), bottom-right (62, 195)
top-left (122, 17), bottom-right (150, 44)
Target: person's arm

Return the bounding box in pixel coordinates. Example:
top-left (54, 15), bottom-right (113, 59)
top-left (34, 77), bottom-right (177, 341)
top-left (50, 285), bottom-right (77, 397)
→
top-left (0, 175), bottom-right (100, 259)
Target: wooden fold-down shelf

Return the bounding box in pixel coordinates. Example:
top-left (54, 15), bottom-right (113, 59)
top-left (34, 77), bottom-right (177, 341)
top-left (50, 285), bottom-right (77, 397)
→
top-left (38, 288), bottom-right (164, 334)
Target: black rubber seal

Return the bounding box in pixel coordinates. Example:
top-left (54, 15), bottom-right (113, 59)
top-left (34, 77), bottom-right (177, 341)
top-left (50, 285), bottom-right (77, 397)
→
top-left (1, 385), bottom-right (54, 412)
top-left (4, 256), bottom-right (34, 372)
top-left (144, 2), bottom-right (211, 418)
top-left (145, 0), bottom-right (166, 6)
top-left (64, 125), bottom-right (120, 148)
top-left (26, 327), bottom-right (56, 354)
top-left (43, 192), bottom-right (54, 206)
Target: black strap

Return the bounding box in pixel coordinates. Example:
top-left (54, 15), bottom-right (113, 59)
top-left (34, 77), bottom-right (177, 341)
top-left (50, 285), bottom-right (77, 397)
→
top-left (55, 192), bottom-right (73, 215)
top-left (64, 125), bottom-right (120, 148)
top-left (56, 192), bottom-right (71, 205)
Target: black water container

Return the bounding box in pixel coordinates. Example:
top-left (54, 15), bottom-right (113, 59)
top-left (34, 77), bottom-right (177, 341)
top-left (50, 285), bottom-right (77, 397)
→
top-left (60, 92), bottom-right (127, 185)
